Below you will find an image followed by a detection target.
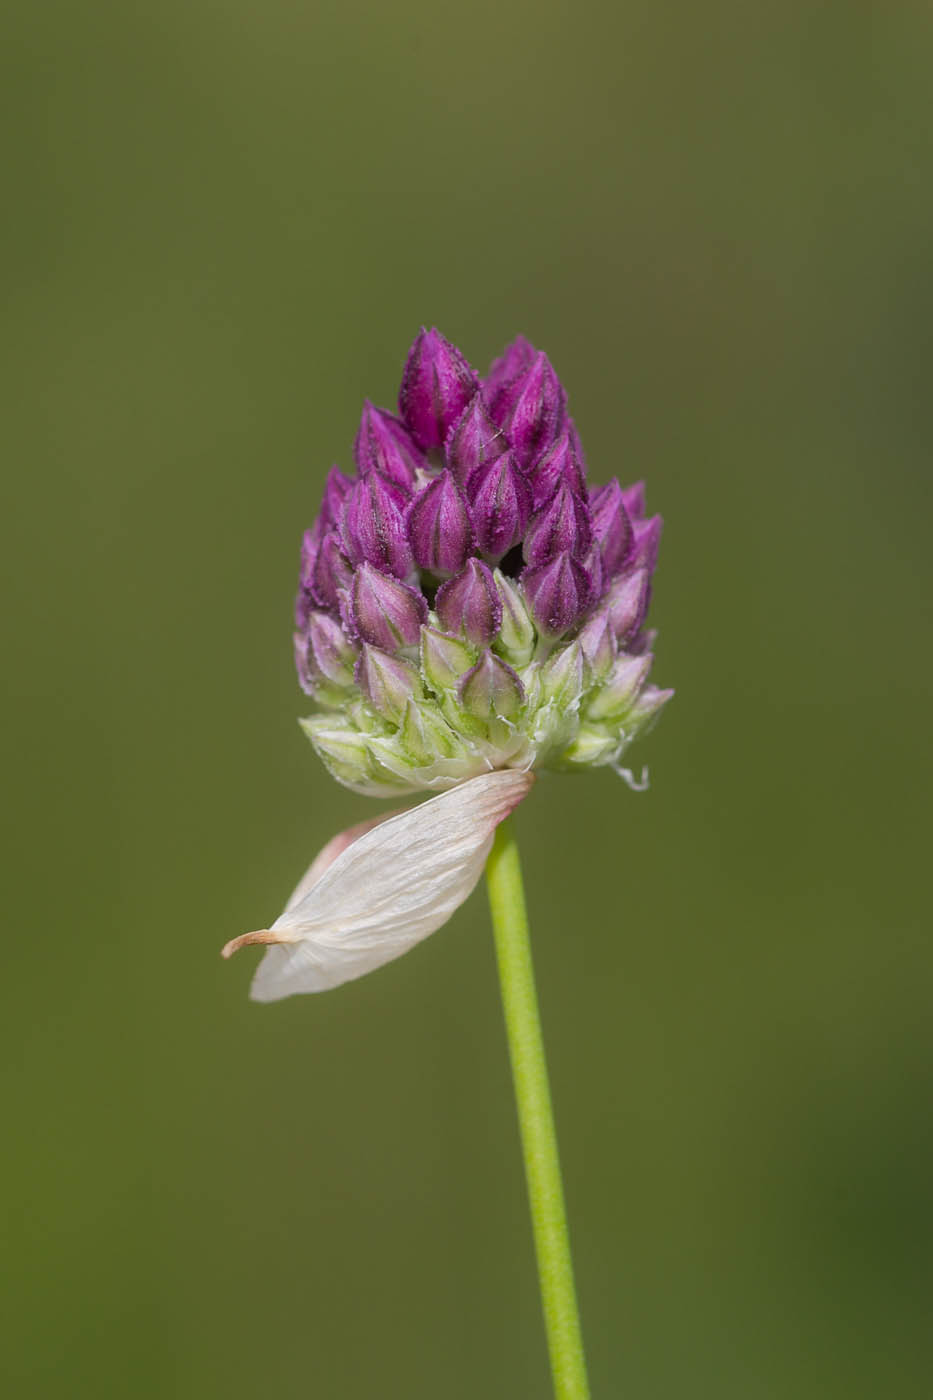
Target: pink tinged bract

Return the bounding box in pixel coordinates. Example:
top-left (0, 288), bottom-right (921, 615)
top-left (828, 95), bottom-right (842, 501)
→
top-left (222, 770), bottom-right (535, 999)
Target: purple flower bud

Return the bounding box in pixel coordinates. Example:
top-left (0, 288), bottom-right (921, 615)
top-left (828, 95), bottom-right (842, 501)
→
top-left (445, 393), bottom-right (508, 485)
top-left (521, 550), bottom-right (595, 638)
top-left (398, 327), bottom-right (478, 452)
top-left (406, 470), bottom-right (474, 575)
top-left (631, 514), bottom-right (662, 574)
top-left (294, 629), bottom-right (316, 696)
top-left (483, 335), bottom-right (537, 416)
top-left (436, 557), bottom-right (502, 644)
top-left (353, 401), bottom-right (423, 490)
top-left (305, 610), bottom-right (357, 687)
top-left (586, 652), bottom-right (654, 721)
top-left (589, 479), bottom-right (633, 576)
top-left (577, 610), bottom-right (617, 681)
top-left (320, 466), bottom-right (354, 528)
top-left (457, 650), bottom-right (524, 720)
top-left (468, 451), bottom-right (533, 560)
top-left (629, 684), bottom-right (675, 729)
top-left (347, 561), bottom-right (427, 650)
top-left (296, 520), bottom-right (325, 626)
top-left (355, 644), bottom-right (422, 723)
top-left (605, 567), bottom-right (649, 641)
top-left (627, 626), bottom-right (658, 657)
top-left (420, 625), bottom-right (475, 692)
top-left (620, 481), bottom-right (645, 520)
top-left (493, 569), bottom-right (536, 664)
top-left (341, 473), bottom-right (413, 579)
top-left (494, 352), bottom-right (566, 468)
top-left (538, 641), bottom-right (585, 709)
top-left (523, 481), bottom-right (593, 566)
top-left (527, 429), bottom-right (586, 507)
top-left (301, 527), bottom-right (353, 614)
top-left (581, 542), bottom-right (608, 604)
top-left (567, 417), bottom-right (587, 474)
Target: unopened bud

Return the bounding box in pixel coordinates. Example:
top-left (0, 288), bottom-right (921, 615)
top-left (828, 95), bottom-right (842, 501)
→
top-left (457, 650), bottom-right (525, 720)
top-left (538, 641), bottom-right (585, 709)
top-left (577, 610), bottom-right (617, 682)
top-left (445, 393), bottom-right (508, 484)
top-left (355, 645), bottom-right (423, 723)
top-left (494, 352), bottom-right (566, 467)
top-left (420, 625), bottom-right (476, 692)
top-left (483, 334), bottom-right (537, 417)
top-left (398, 327), bottom-right (478, 452)
top-left (492, 569), bottom-right (536, 665)
top-left (528, 429), bottom-right (586, 507)
top-left (605, 567), bottom-right (649, 641)
top-left (521, 551), bottom-right (594, 638)
top-left (306, 610), bottom-right (357, 687)
top-left (406, 470), bottom-right (473, 575)
top-left (589, 478), bottom-right (633, 576)
top-left (436, 558), bottom-right (502, 644)
top-left (341, 473), bottom-right (413, 579)
top-left (523, 481), bottom-right (593, 566)
top-left (585, 653), bottom-right (653, 721)
top-left (468, 451), bottom-right (532, 560)
top-left (354, 402), bottom-right (423, 489)
top-left (347, 561), bottom-right (428, 650)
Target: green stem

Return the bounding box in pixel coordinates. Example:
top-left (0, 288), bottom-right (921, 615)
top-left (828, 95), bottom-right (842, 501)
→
top-left (485, 817), bottom-right (591, 1400)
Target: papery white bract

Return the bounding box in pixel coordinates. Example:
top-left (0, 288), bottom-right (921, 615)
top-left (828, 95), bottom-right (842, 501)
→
top-left (222, 769), bottom-right (534, 1000)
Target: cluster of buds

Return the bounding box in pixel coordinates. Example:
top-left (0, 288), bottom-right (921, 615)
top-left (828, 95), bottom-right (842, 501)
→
top-left (294, 329), bottom-right (672, 797)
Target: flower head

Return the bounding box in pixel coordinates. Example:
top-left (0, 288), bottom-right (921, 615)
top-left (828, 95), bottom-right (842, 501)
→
top-left (227, 332), bottom-right (674, 999)
top-left (291, 329), bottom-right (672, 797)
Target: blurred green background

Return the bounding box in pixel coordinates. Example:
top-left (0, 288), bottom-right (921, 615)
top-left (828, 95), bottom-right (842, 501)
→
top-left (3, 1), bottom-right (931, 1395)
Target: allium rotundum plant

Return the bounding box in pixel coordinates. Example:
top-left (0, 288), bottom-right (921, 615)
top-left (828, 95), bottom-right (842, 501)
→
top-left (224, 329), bottom-right (672, 1400)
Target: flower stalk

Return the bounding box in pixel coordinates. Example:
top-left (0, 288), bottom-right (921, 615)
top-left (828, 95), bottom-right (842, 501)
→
top-left (485, 817), bottom-right (590, 1400)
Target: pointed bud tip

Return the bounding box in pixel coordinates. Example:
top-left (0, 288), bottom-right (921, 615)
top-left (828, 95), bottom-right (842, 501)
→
top-left (398, 327), bottom-right (479, 452)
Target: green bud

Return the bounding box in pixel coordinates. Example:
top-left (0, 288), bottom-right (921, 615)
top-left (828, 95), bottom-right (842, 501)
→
top-left (300, 718), bottom-right (381, 789)
top-left (537, 640), bottom-right (585, 710)
top-left (493, 569), bottom-right (536, 666)
top-left (420, 625), bottom-right (476, 693)
top-left (458, 650), bottom-right (525, 721)
top-left (356, 645), bottom-right (423, 723)
top-left (399, 699), bottom-right (467, 764)
top-left (585, 653), bottom-right (652, 722)
top-left (558, 722), bottom-right (620, 767)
